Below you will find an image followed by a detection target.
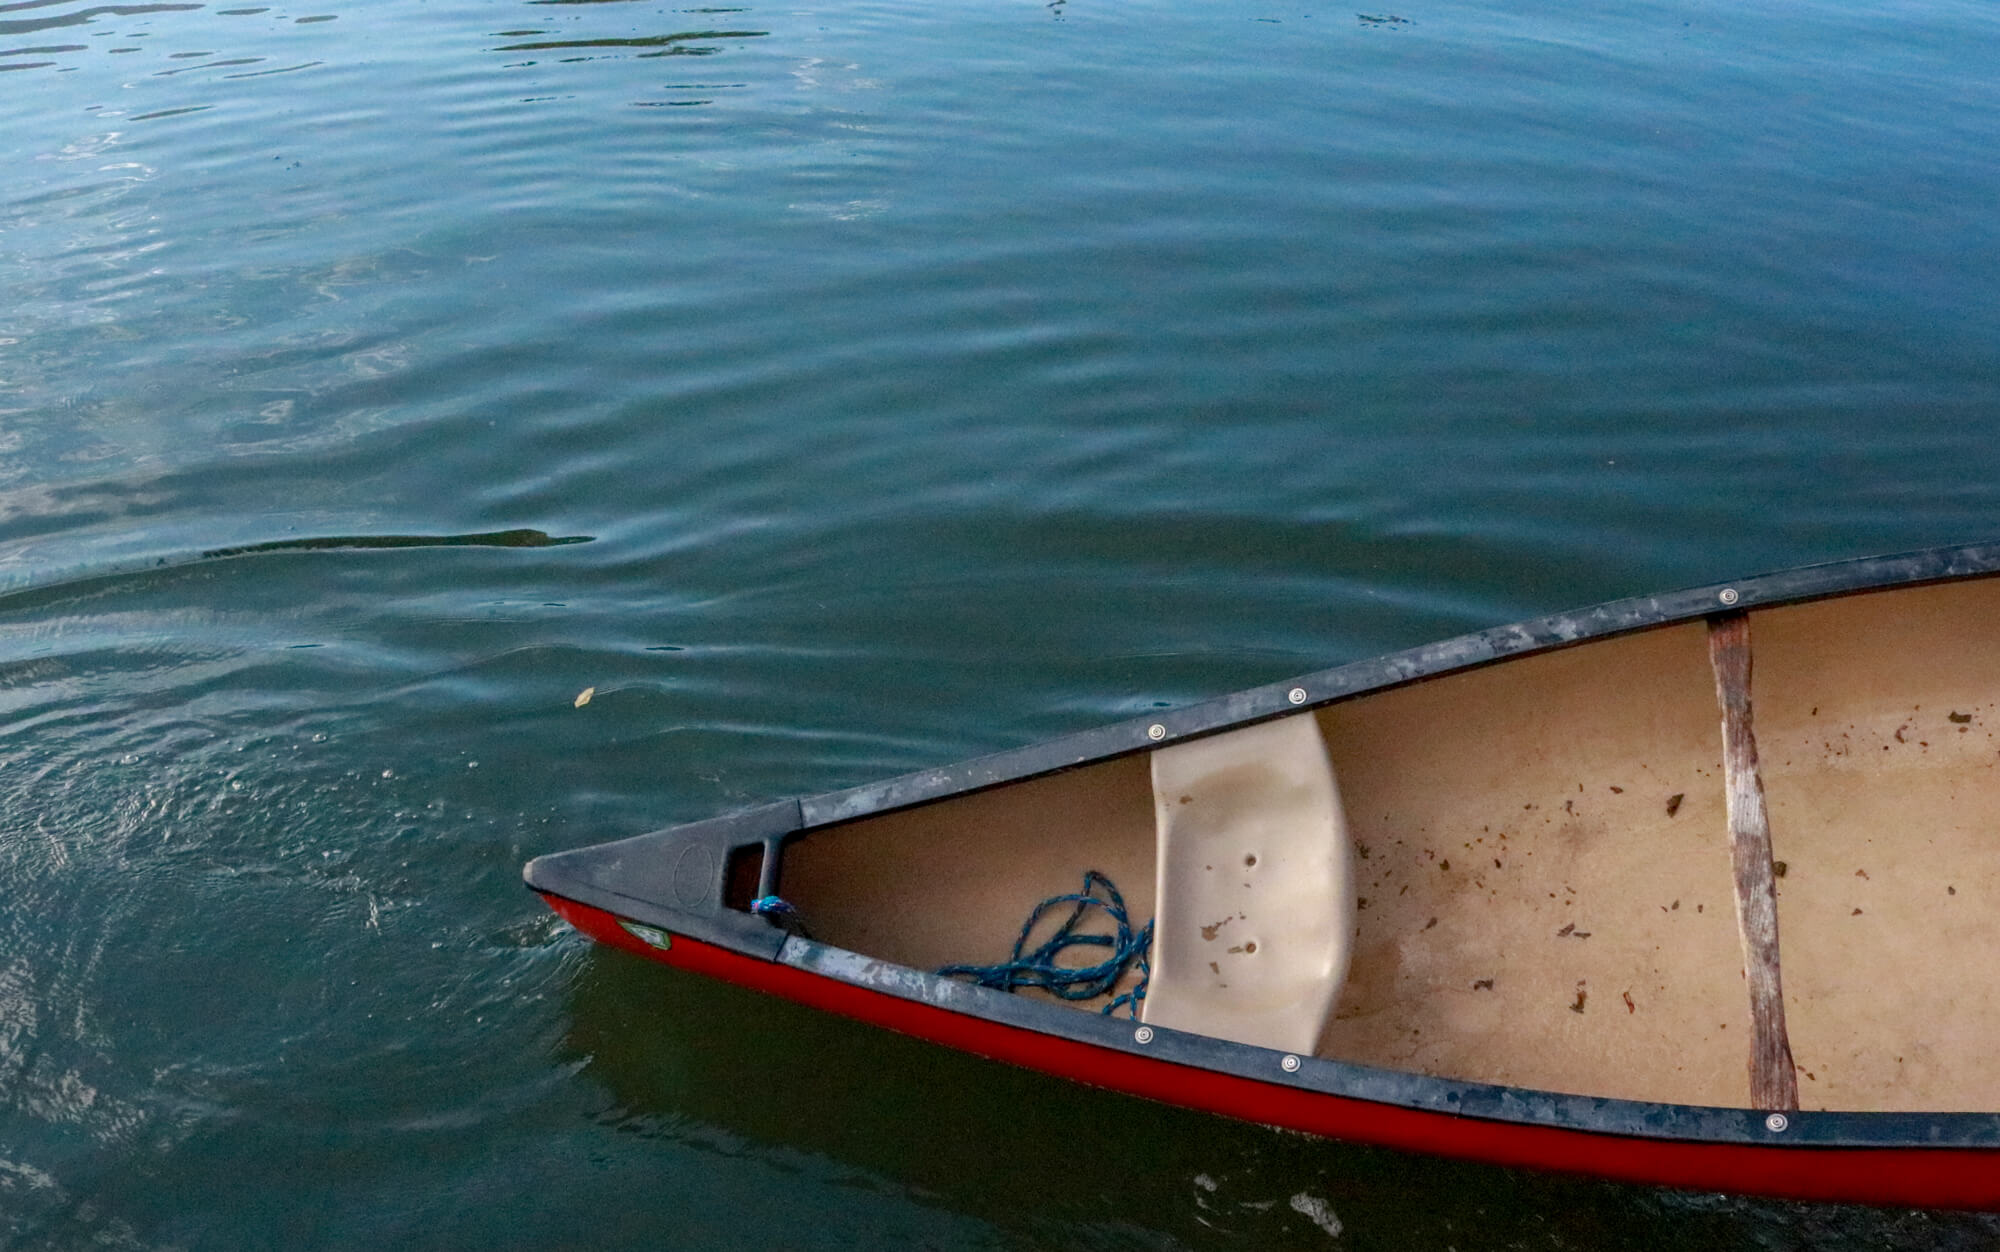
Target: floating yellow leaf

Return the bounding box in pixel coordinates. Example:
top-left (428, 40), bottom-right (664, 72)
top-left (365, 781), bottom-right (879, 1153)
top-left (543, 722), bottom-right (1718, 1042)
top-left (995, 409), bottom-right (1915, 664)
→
top-left (574, 686), bottom-right (595, 708)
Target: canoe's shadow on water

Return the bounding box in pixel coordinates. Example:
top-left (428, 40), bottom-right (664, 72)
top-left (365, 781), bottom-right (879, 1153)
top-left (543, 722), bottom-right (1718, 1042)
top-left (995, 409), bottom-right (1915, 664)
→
top-left (559, 949), bottom-right (2000, 1251)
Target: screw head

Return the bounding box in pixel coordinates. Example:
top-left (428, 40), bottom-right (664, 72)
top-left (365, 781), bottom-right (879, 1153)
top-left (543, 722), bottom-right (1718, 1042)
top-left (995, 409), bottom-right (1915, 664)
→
top-left (1719, 588), bottom-right (1740, 606)
top-left (1147, 724), bottom-right (1166, 741)
top-left (1134, 1025), bottom-right (1155, 1044)
top-left (1764, 1112), bottom-right (1789, 1133)
top-left (1288, 687), bottom-right (1307, 705)
top-left (1281, 1054), bottom-right (1301, 1073)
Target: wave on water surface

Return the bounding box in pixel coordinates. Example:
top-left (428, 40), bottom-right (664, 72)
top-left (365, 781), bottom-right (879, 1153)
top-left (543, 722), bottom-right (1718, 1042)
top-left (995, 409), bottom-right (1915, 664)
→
top-left (201, 528), bottom-right (593, 558)
top-left (0, 529), bottom-right (595, 607)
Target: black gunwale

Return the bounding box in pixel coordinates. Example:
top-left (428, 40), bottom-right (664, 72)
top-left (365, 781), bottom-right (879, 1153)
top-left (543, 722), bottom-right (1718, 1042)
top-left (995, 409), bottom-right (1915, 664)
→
top-left (527, 539), bottom-right (2000, 1152)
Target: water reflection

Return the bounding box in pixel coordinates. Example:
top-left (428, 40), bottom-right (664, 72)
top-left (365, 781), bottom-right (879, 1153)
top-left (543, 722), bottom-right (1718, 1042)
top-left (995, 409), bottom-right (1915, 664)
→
top-left (490, 30), bottom-right (765, 55)
top-left (0, 43), bottom-right (87, 71)
top-left (3, 0), bottom-right (774, 115)
top-left (483, 0), bottom-right (767, 106)
top-left (0, 3), bottom-right (202, 39)
top-left (488, 23), bottom-right (766, 91)
top-left (0, 0), bottom-right (331, 79)
top-left (563, 951), bottom-right (2000, 1249)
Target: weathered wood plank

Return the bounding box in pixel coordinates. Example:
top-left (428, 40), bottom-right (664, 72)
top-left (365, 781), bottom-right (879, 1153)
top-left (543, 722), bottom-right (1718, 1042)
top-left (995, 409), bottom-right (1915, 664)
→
top-left (1707, 611), bottom-right (1800, 1112)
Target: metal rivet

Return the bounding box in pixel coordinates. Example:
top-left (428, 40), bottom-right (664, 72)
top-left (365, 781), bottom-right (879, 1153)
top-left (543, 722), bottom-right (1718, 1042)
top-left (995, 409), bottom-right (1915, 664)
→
top-left (1134, 1025), bottom-right (1154, 1044)
top-left (1288, 687), bottom-right (1307, 705)
top-left (1281, 1053), bottom-right (1301, 1073)
top-left (1719, 588), bottom-right (1740, 606)
top-left (1764, 1112), bottom-right (1788, 1133)
top-left (1147, 724), bottom-right (1166, 741)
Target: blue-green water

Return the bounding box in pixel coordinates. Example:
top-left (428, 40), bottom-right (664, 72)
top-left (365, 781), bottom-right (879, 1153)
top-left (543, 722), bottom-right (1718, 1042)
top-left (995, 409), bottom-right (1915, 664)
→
top-left (5, 0), bottom-right (2000, 1243)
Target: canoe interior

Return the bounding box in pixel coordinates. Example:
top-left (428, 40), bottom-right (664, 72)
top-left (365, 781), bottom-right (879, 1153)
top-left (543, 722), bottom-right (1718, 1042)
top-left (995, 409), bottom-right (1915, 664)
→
top-left (779, 576), bottom-right (2000, 1113)
top-left (781, 754), bottom-right (1158, 1002)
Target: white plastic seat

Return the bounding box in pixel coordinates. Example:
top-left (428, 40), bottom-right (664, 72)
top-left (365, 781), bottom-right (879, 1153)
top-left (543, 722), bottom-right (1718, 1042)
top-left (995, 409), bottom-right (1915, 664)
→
top-left (1140, 712), bottom-right (1354, 1054)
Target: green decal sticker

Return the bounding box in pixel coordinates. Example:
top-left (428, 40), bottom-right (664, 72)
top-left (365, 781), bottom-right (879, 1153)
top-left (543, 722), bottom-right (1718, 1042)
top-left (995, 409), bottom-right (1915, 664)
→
top-left (617, 919), bottom-right (672, 950)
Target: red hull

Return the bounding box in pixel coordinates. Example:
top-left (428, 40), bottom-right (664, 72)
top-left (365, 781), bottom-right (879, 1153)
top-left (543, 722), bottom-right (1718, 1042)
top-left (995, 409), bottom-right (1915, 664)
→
top-left (544, 894), bottom-right (2000, 1211)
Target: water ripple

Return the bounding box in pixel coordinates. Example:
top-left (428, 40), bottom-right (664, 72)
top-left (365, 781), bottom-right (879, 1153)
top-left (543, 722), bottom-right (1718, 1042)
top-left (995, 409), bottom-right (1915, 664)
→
top-left (3, 0), bottom-right (1999, 1242)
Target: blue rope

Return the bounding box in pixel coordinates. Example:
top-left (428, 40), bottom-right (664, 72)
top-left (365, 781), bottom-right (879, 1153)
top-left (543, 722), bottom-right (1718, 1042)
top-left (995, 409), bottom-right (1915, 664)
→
top-left (750, 895), bottom-right (810, 939)
top-left (938, 870), bottom-right (1154, 1019)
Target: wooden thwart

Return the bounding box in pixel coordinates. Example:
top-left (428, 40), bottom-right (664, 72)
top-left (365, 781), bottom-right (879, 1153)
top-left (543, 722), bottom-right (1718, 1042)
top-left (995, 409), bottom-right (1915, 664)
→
top-left (1706, 611), bottom-right (1800, 1112)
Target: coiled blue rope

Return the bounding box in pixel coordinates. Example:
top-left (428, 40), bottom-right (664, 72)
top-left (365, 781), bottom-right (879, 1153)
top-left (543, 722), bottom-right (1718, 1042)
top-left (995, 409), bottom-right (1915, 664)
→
top-left (937, 870), bottom-right (1154, 1018)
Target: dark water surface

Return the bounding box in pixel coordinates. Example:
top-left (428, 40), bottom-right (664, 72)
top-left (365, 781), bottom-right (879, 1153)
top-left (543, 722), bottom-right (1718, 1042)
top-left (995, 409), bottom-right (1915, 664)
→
top-left (6, 0), bottom-right (2000, 1244)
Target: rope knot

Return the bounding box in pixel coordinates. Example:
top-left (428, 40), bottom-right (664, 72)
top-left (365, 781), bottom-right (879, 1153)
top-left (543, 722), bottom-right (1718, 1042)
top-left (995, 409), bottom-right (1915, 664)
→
top-left (750, 895), bottom-right (810, 939)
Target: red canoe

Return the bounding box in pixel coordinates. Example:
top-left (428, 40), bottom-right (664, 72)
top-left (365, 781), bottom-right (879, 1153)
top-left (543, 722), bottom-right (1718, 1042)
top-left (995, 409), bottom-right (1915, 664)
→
top-left (527, 542), bottom-right (2000, 1209)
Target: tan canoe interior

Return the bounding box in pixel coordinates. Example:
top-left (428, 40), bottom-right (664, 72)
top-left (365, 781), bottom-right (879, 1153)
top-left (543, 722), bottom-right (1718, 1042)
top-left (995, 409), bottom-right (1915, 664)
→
top-left (780, 577), bottom-right (2000, 1113)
